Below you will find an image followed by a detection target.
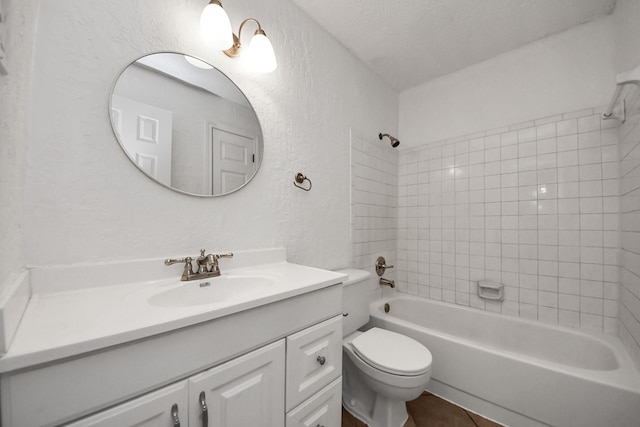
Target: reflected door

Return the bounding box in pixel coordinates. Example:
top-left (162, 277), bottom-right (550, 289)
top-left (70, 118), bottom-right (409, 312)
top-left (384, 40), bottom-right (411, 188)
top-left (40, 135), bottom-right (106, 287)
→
top-left (111, 95), bottom-right (173, 187)
top-left (211, 127), bottom-right (256, 195)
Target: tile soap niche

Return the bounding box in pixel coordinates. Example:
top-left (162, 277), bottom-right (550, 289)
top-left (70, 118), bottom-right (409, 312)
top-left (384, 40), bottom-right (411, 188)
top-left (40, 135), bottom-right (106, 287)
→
top-left (477, 281), bottom-right (504, 301)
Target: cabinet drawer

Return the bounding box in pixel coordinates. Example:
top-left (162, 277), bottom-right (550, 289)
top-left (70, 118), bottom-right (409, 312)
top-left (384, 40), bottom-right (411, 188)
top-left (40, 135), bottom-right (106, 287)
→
top-left (286, 377), bottom-right (342, 427)
top-left (286, 315), bottom-right (342, 411)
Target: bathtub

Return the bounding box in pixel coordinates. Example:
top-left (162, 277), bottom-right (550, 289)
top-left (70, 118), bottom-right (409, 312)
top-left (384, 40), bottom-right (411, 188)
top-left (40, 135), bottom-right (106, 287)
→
top-left (367, 295), bottom-right (640, 427)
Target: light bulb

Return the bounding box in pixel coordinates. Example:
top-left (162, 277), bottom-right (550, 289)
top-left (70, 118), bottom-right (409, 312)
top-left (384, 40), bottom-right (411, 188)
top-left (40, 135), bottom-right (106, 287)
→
top-left (200, 2), bottom-right (234, 50)
top-left (247, 31), bottom-right (277, 73)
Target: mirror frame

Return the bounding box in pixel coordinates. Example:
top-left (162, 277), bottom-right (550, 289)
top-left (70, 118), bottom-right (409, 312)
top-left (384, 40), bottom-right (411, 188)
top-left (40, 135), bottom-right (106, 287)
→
top-left (108, 51), bottom-right (264, 197)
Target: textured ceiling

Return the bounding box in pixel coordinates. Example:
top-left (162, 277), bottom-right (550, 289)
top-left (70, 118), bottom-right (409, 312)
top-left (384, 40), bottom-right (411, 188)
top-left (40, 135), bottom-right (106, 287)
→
top-left (290, 0), bottom-right (616, 91)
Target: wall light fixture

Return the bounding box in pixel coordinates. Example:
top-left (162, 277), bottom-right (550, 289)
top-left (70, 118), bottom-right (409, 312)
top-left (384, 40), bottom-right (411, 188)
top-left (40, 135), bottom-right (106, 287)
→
top-left (200, 0), bottom-right (277, 73)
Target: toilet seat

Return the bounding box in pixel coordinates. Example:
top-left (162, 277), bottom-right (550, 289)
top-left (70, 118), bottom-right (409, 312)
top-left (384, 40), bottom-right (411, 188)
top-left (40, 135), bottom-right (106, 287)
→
top-left (351, 328), bottom-right (432, 376)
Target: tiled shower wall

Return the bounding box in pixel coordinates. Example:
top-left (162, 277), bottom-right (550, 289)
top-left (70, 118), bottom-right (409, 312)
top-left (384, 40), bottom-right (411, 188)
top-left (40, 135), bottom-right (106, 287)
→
top-left (350, 130), bottom-right (399, 279)
top-left (619, 91), bottom-right (640, 369)
top-left (397, 107), bottom-right (620, 333)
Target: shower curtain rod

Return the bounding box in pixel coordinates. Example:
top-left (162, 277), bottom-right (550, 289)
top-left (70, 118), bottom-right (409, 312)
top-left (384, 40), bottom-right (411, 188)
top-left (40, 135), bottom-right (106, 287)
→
top-left (602, 64), bottom-right (640, 122)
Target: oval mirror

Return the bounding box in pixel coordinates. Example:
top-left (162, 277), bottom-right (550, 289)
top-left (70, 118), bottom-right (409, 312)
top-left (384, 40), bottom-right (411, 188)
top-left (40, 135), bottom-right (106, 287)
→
top-left (109, 52), bottom-right (263, 196)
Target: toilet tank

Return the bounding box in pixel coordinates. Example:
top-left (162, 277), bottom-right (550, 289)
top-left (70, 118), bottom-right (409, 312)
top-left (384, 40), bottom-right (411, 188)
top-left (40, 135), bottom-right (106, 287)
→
top-left (335, 269), bottom-right (372, 336)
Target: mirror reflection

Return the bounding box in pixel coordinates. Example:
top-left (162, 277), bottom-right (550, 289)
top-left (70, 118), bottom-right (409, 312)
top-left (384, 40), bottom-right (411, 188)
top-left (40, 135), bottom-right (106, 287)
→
top-left (109, 52), bottom-right (263, 196)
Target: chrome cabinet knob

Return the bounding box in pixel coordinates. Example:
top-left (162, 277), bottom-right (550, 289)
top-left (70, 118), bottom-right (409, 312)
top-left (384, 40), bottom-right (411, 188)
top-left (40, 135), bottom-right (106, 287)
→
top-left (317, 355), bottom-right (326, 365)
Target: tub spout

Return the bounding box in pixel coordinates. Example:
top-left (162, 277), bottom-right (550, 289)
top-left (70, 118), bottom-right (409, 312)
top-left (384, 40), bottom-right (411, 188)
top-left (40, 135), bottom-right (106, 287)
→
top-left (379, 278), bottom-right (395, 288)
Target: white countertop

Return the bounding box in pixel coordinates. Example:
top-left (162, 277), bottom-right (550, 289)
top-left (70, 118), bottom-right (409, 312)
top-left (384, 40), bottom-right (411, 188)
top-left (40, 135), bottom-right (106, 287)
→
top-left (0, 256), bottom-right (346, 373)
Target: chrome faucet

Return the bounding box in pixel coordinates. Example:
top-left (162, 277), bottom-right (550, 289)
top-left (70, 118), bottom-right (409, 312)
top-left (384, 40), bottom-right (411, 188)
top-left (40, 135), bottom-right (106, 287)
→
top-left (165, 249), bottom-right (234, 281)
top-left (379, 277), bottom-right (395, 288)
top-left (375, 256), bottom-right (395, 288)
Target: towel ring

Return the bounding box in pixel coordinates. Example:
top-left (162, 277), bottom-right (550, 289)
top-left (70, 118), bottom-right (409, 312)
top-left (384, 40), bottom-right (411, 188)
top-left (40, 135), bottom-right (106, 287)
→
top-left (294, 173), bottom-right (312, 191)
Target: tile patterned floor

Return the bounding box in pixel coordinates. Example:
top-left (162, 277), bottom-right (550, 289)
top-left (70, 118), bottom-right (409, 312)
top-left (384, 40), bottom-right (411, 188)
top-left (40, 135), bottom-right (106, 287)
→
top-left (342, 392), bottom-right (504, 427)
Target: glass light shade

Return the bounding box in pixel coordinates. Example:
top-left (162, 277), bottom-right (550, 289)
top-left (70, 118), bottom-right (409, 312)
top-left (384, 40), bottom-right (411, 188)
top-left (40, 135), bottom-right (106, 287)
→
top-left (199, 3), bottom-right (234, 50)
top-left (247, 32), bottom-right (277, 73)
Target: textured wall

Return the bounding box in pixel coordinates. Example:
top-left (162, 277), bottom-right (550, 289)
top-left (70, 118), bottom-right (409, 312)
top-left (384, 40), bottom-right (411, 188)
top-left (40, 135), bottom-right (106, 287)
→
top-left (399, 17), bottom-right (616, 148)
top-left (23, 0), bottom-right (398, 275)
top-left (0, 0), bottom-right (38, 291)
top-left (612, 0), bottom-right (640, 74)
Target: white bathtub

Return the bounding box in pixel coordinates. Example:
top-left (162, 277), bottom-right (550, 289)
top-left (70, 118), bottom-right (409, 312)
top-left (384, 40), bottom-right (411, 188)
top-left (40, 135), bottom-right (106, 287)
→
top-left (367, 295), bottom-right (640, 427)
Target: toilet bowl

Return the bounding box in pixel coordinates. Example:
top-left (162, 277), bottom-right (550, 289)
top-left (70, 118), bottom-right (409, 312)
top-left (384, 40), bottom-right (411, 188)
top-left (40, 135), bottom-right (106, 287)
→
top-left (337, 269), bottom-right (433, 427)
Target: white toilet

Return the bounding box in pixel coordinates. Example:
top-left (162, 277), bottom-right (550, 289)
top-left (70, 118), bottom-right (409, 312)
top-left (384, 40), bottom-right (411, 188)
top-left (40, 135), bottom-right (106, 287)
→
top-left (338, 269), bottom-right (433, 427)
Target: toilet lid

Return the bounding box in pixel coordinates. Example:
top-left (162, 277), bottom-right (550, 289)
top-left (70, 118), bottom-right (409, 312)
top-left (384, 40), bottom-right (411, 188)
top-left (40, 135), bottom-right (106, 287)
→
top-left (351, 328), bottom-right (432, 376)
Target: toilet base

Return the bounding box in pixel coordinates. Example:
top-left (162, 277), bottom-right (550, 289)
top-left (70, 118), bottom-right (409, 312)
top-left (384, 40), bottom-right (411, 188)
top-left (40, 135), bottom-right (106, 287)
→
top-left (342, 352), bottom-right (411, 427)
top-left (342, 396), bottom-right (409, 427)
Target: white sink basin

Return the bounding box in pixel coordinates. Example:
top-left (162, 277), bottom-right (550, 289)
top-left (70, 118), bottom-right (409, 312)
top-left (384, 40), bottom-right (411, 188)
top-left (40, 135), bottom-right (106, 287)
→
top-left (0, 248), bottom-right (348, 375)
top-left (148, 275), bottom-right (276, 307)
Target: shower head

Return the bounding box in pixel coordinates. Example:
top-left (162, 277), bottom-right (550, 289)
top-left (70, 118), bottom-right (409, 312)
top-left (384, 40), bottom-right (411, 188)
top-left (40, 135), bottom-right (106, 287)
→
top-left (379, 132), bottom-right (400, 148)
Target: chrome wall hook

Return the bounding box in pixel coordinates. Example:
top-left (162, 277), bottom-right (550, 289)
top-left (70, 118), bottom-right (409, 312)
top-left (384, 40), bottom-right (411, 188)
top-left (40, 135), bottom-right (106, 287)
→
top-left (293, 172), bottom-right (312, 191)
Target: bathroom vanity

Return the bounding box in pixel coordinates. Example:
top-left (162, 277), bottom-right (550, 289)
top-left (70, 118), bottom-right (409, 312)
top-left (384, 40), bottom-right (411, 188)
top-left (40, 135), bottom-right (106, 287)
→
top-left (0, 249), bottom-right (345, 427)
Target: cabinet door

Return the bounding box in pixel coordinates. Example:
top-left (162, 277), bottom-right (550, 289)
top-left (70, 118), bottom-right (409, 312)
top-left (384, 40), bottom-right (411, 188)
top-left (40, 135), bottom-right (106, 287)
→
top-left (188, 340), bottom-right (285, 427)
top-left (286, 378), bottom-right (342, 427)
top-left (64, 381), bottom-right (188, 427)
top-left (286, 315), bottom-right (342, 411)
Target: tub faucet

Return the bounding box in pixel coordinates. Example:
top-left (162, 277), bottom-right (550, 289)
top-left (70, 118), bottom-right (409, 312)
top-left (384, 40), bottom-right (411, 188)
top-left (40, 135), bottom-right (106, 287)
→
top-left (165, 249), bottom-right (234, 281)
top-left (379, 277), bottom-right (395, 288)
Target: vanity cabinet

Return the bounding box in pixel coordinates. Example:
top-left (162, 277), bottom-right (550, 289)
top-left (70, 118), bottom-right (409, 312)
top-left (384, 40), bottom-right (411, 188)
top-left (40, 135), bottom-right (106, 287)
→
top-left (63, 316), bottom-right (342, 427)
top-left (66, 340), bottom-right (285, 427)
top-left (0, 277), bottom-right (345, 427)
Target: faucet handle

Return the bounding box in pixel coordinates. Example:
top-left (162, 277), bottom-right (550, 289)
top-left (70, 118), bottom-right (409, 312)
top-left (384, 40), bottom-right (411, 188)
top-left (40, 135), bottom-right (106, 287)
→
top-left (214, 252), bottom-right (234, 260)
top-left (375, 256), bottom-right (394, 276)
top-left (165, 257), bottom-right (195, 281)
top-left (165, 257), bottom-right (191, 266)
top-left (208, 253), bottom-right (233, 276)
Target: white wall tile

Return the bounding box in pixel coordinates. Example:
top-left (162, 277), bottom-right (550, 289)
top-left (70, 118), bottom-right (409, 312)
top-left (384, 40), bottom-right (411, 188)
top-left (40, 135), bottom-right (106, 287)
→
top-left (351, 134), bottom-right (398, 278)
top-left (619, 95), bottom-right (640, 369)
top-left (557, 119), bottom-right (578, 137)
top-left (392, 108), bottom-right (622, 336)
top-left (578, 115), bottom-right (601, 133)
